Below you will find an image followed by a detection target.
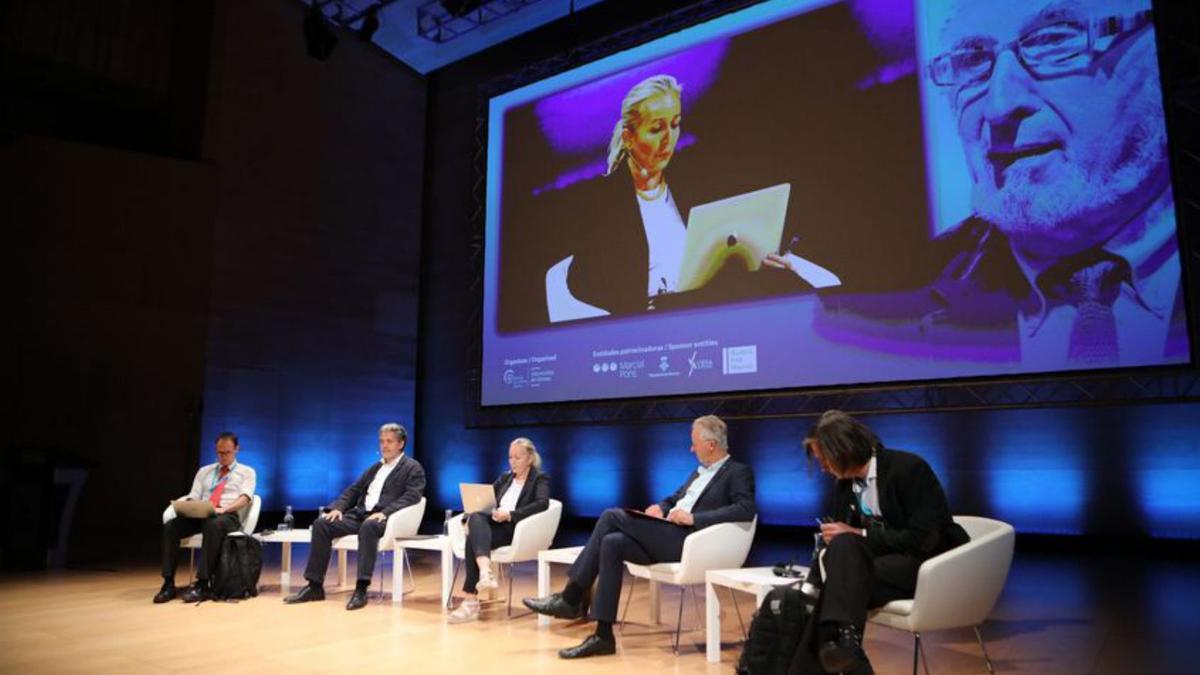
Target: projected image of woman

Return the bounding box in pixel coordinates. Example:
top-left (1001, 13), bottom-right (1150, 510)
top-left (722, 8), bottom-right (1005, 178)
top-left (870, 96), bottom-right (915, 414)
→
top-left (554, 74), bottom-right (839, 321)
top-left (607, 75), bottom-right (685, 306)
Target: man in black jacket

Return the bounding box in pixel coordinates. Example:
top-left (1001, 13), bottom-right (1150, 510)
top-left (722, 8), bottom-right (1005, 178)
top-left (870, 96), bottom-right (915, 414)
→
top-left (523, 414), bottom-right (756, 658)
top-left (284, 423), bottom-right (425, 610)
top-left (803, 410), bottom-right (967, 674)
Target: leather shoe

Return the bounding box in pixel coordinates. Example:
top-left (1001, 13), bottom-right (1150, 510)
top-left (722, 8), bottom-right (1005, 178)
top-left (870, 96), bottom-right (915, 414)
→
top-left (522, 592), bottom-right (585, 620)
top-left (283, 584), bottom-right (325, 604)
top-left (152, 582), bottom-right (177, 604)
top-left (345, 588), bottom-right (369, 611)
top-left (181, 581), bottom-right (210, 604)
top-left (819, 624), bottom-right (871, 674)
top-left (558, 633), bottom-right (616, 659)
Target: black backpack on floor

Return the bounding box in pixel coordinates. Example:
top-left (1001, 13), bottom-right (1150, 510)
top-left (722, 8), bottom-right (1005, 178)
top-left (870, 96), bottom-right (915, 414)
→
top-left (210, 533), bottom-right (262, 601)
top-left (736, 584), bottom-right (812, 675)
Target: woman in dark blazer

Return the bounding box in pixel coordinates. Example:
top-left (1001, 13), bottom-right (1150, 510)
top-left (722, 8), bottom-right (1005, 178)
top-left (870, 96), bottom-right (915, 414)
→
top-left (447, 437), bottom-right (550, 623)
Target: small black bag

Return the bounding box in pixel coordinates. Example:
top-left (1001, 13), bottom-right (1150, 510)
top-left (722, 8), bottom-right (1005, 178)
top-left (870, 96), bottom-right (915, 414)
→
top-left (209, 533), bottom-right (262, 601)
top-left (736, 584), bottom-right (812, 675)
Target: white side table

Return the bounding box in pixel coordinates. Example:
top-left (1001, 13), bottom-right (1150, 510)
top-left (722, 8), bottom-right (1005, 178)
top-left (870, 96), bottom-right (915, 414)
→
top-left (394, 535), bottom-right (454, 608)
top-left (258, 529), bottom-right (312, 593)
top-left (704, 566), bottom-right (808, 663)
top-left (535, 546), bottom-right (584, 627)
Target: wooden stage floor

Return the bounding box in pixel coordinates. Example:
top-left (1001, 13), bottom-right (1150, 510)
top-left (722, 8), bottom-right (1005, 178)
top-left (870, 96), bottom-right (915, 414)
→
top-left (1, 551), bottom-right (1196, 674)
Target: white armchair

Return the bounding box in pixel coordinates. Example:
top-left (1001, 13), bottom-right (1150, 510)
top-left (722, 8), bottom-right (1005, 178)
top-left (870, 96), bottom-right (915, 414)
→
top-left (448, 499), bottom-right (563, 615)
top-left (868, 515), bottom-right (1015, 675)
top-left (623, 517), bottom-right (758, 652)
top-left (162, 495), bottom-right (262, 577)
top-left (332, 497), bottom-right (427, 597)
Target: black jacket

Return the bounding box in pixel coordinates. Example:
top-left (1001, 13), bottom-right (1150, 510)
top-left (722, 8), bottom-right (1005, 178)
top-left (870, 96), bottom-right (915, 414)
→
top-left (328, 454), bottom-right (426, 517)
top-left (657, 458), bottom-right (757, 530)
top-left (491, 468), bottom-right (551, 524)
top-left (831, 447), bottom-right (967, 561)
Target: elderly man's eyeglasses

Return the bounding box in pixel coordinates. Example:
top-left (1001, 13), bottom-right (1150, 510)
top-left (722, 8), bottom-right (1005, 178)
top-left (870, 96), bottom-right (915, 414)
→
top-left (928, 10), bottom-right (1152, 88)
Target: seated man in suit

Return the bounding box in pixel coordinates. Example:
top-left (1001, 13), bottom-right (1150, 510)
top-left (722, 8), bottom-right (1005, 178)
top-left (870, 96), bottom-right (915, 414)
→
top-left (284, 422), bottom-right (425, 611)
top-left (523, 414), bottom-right (756, 658)
top-left (155, 431), bottom-right (257, 603)
top-left (802, 410), bottom-right (968, 674)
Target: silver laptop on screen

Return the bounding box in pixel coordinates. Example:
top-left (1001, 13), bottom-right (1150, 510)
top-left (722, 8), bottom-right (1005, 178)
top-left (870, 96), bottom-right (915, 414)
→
top-left (677, 183), bottom-right (791, 292)
top-left (460, 483), bottom-right (497, 514)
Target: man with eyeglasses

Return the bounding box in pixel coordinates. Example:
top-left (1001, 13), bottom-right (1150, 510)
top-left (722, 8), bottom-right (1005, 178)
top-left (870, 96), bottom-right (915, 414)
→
top-left (920, 0), bottom-right (1184, 370)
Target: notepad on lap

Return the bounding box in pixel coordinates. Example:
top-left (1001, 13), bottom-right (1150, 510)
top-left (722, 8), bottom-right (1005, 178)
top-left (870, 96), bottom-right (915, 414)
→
top-left (171, 499), bottom-right (216, 519)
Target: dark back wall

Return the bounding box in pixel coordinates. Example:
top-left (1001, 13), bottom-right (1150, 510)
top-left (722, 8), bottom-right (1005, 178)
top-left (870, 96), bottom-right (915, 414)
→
top-left (416, 1), bottom-right (1200, 541)
top-left (5, 136), bottom-right (217, 566)
top-left (4, 0), bottom-right (426, 566)
top-left (196, 1), bottom-right (426, 515)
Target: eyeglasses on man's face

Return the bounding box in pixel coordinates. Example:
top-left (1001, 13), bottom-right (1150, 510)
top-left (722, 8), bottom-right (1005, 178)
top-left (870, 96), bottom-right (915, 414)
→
top-left (928, 10), bottom-right (1152, 89)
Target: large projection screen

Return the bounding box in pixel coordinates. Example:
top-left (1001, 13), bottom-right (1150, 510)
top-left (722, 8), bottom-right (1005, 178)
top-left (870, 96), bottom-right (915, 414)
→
top-left (481, 0), bottom-right (1189, 406)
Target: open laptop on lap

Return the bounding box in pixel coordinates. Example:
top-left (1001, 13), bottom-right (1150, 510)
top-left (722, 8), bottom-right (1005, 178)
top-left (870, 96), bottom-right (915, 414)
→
top-left (460, 483), bottom-right (497, 514)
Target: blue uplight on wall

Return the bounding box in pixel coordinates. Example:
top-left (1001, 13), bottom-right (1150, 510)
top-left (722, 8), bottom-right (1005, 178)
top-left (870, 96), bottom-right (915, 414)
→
top-left (1125, 403), bottom-right (1200, 539)
top-left (1138, 470), bottom-right (1200, 539)
top-left (433, 441), bottom-right (485, 510)
top-left (862, 413), bottom-right (953, 502)
top-left (753, 447), bottom-right (822, 525)
top-left (564, 427), bottom-right (627, 516)
top-left (278, 429), bottom-right (345, 508)
top-left (980, 411), bottom-right (1088, 535)
top-left (646, 422), bottom-right (697, 502)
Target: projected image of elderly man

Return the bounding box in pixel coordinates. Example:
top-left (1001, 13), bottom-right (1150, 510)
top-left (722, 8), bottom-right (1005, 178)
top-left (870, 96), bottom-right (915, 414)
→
top-left (926, 0), bottom-right (1184, 368)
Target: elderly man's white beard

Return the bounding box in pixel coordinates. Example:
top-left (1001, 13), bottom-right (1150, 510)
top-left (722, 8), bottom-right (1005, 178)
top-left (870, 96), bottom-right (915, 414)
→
top-left (972, 92), bottom-right (1168, 259)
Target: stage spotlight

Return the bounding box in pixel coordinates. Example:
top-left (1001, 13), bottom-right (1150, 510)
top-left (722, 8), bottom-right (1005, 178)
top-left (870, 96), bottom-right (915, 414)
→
top-left (303, 2), bottom-right (339, 61)
top-left (441, 0), bottom-right (485, 18)
top-left (359, 4), bottom-right (382, 41)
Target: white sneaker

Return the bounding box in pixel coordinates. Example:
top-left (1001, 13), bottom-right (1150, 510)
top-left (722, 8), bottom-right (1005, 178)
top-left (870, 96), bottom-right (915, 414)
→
top-left (447, 599), bottom-right (480, 624)
top-left (476, 568), bottom-right (499, 591)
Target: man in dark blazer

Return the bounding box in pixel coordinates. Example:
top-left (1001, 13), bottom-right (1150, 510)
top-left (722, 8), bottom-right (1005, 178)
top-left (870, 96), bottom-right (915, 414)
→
top-left (800, 410), bottom-right (967, 674)
top-left (284, 423), bottom-right (425, 610)
top-left (523, 414), bottom-right (756, 658)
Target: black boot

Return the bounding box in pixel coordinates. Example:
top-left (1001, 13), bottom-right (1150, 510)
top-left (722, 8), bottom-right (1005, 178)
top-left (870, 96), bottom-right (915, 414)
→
top-left (181, 579), bottom-right (210, 603)
top-left (558, 633), bottom-right (617, 659)
top-left (346, 581), bottom-right (370, 611)
top-left (818, 623), bottom-right (872, 674)
top-left (522, 592), bottom-right (586, 620)
top-left (153, 579), bottom-right (177, 604)
top-left (283, 582), bottom-right (326, 604)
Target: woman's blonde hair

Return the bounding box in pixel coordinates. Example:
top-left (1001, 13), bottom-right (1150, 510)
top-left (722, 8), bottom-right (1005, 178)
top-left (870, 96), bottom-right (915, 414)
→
top-left (510, 437), bottom-right (542, 471)
top-left (604, 74), bottom-right (683, 176)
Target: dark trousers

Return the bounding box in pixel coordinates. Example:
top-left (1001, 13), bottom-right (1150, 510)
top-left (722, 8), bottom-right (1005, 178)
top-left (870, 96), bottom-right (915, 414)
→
top-left (462, 512), bottom-right (515, 593)
top-left (304, 510), bottom-right (387, 584)
top-left (568, 508), bottom-right (691, 623)
top-left (816, 533), bottom-right (919, 627)
top-left (161, 513), bottom-right (240, 581)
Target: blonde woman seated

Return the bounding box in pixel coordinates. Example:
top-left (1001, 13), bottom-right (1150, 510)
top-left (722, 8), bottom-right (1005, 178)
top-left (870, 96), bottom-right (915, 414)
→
top-left (447, 437), bottom-right (550, 623)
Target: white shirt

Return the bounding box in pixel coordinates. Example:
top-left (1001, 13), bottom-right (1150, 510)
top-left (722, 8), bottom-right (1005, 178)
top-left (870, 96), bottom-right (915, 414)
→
top-left (1016, 189), bottom-right (1180, 369)
top-left (851, 456), bottom-right (881, 519)
top-left (365, 454), bottom-right (402, 511)
top-left (674, 454), bottom-right (731, 514)
top-left (636, 185), bottom-right (687, 297)
top-left (497, 479), bottom-right (524, 512)
top-left (185, 461), bottom-right (256, 511)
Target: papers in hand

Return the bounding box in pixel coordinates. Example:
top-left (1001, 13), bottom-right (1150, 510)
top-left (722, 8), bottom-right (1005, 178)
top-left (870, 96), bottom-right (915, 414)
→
top-left (623, 507), bottom-right (679, 524)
